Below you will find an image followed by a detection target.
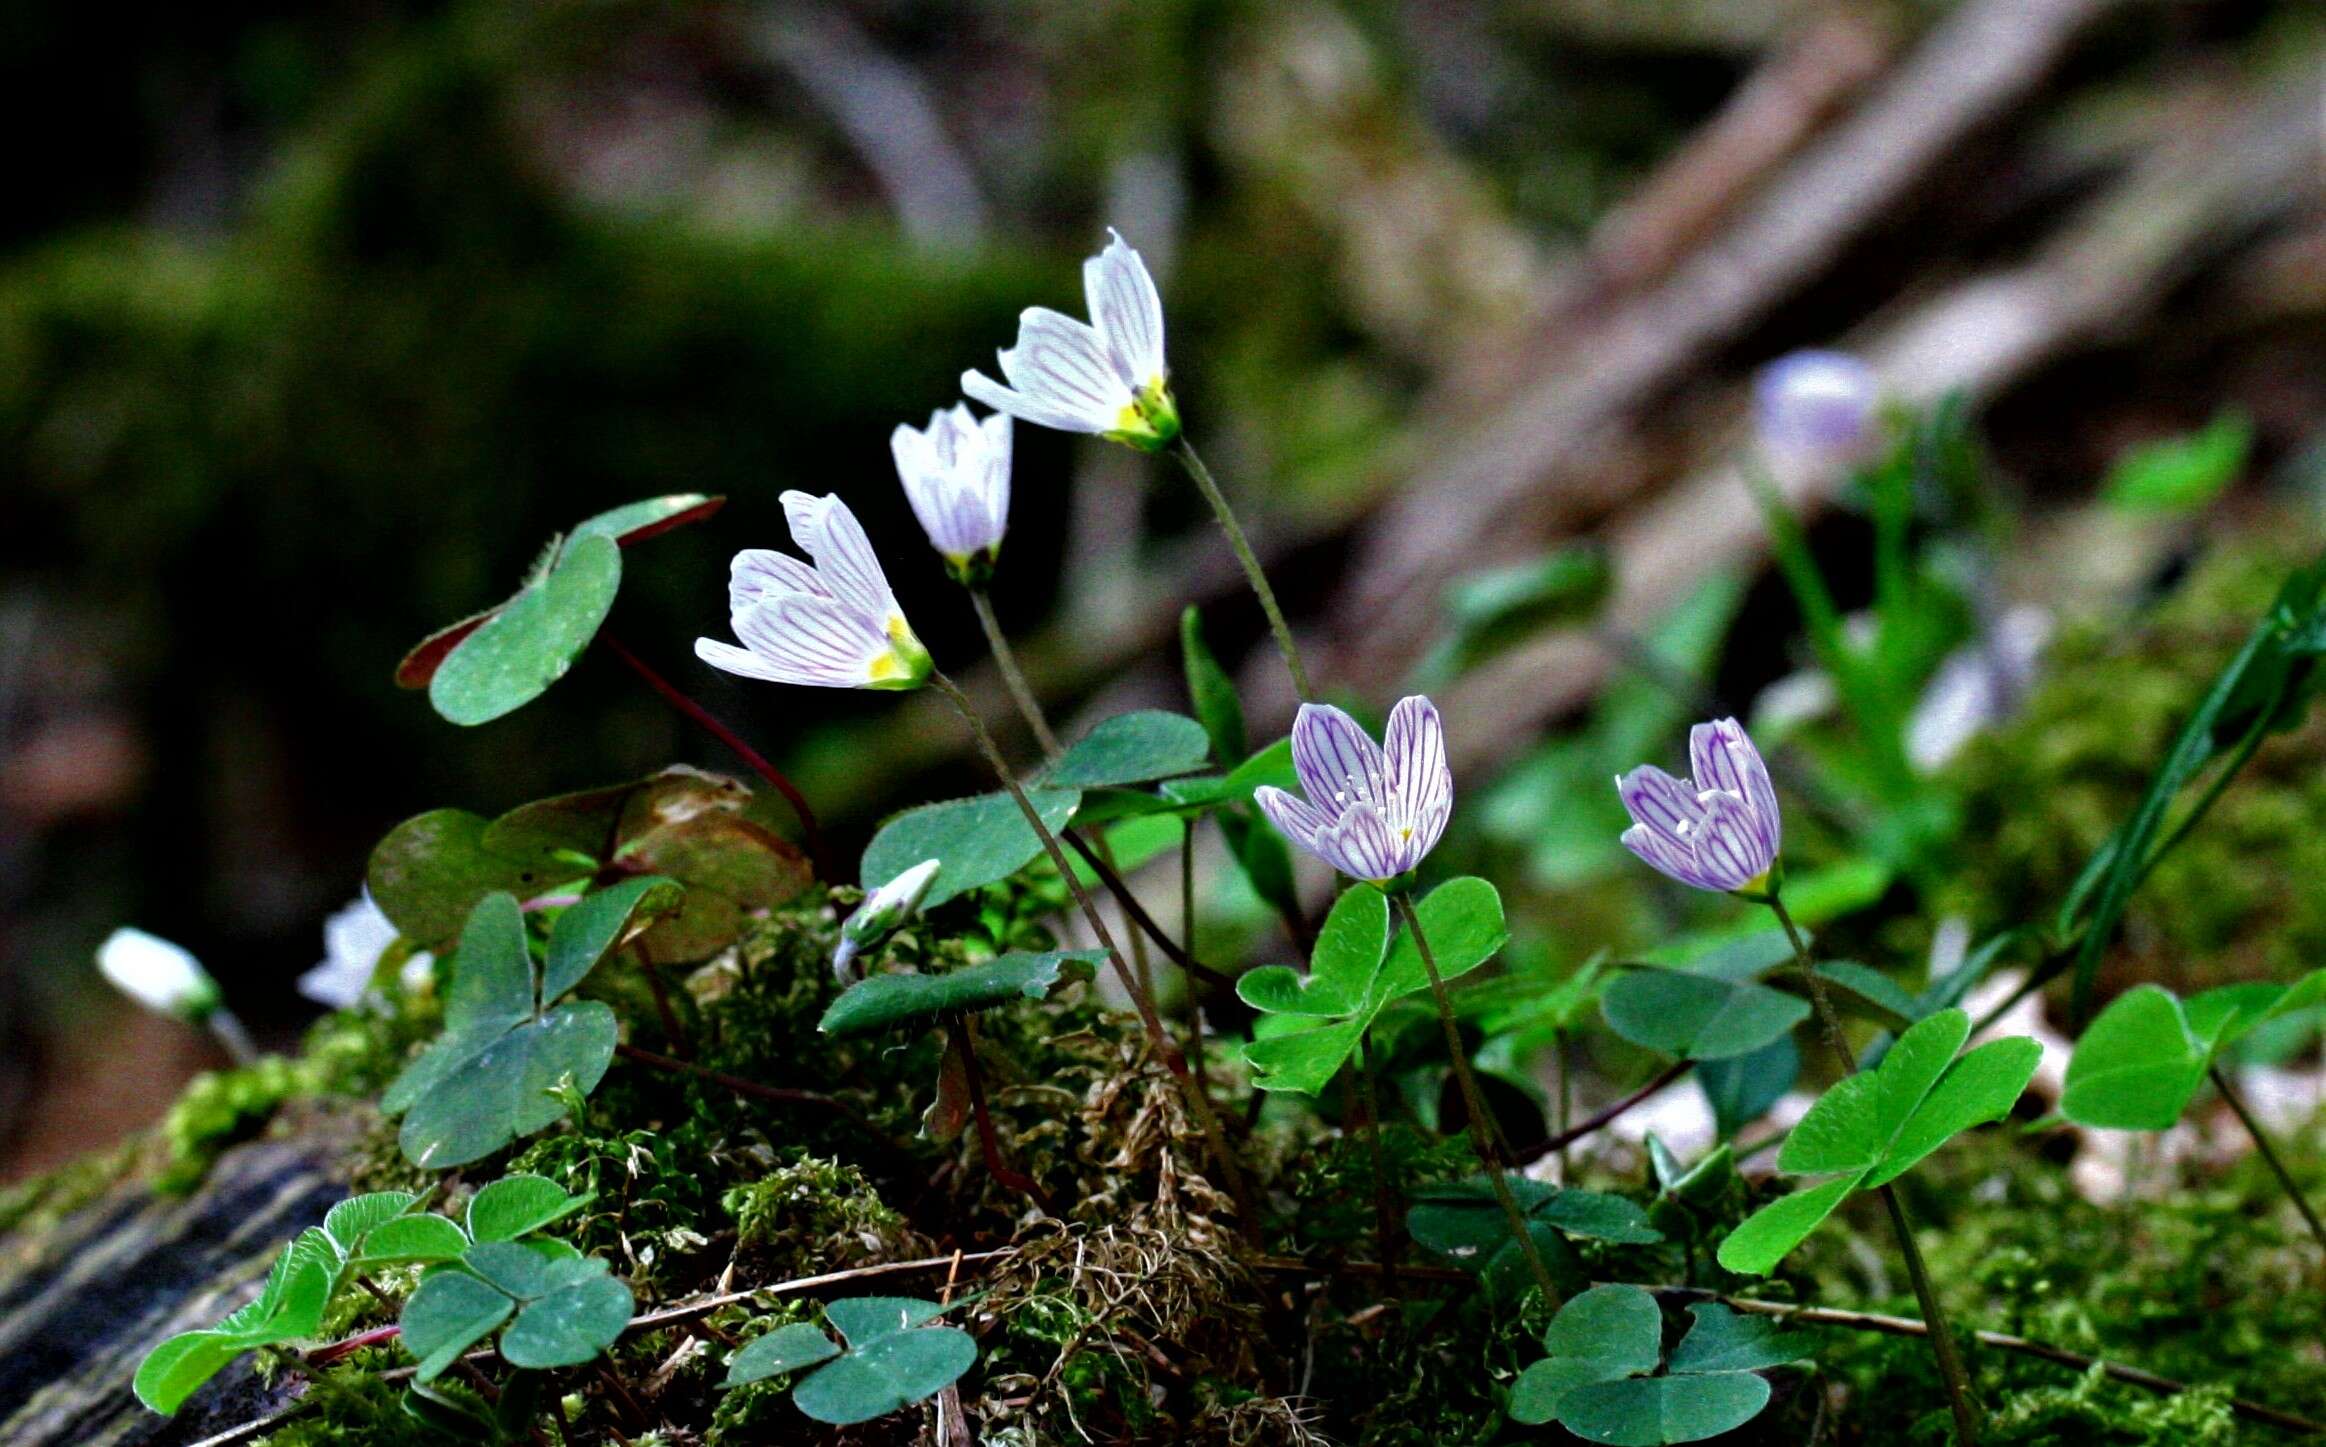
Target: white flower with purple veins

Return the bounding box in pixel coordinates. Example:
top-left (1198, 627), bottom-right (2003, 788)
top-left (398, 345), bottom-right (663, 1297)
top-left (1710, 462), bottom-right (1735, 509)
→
top-left (1755, 349), bottom-right (1882, 468)
top-left (298, 891), bottom-right (428, 1011)
top-left (962, 229), bottom-right (1180, 452)
top-left (1617, 719), bottom-right (1783, 895)
top-left (833, 858), bottom-right (941, 981)
top-left (1255, 697), bottom-right (1453, 885)
top-left (893, 404), bottom-right (1012, 582)
top-left (696, 491), bottom-right (932, 691)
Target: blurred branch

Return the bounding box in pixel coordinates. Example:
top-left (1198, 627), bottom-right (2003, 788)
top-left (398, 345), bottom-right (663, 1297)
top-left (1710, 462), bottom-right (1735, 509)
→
top-left (754, 5), bottom-right (991, 248)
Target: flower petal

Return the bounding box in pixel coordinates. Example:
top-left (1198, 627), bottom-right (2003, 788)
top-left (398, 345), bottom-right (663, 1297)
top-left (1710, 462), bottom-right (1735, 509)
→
top-left (1622, 822), bottom-right (1721, 892)
top-left (1312, 801), bottom-right (1402, 882)
top-left (962, 368), bottom-right (1096, 435)
top-left (780, 491), bottom-right (901, 626)
top-left (1084, 229), bottom-right (1165, 386)
top-left (1693, 790), bottom-right (1773, 891)
top-left (1290, 703), bottom-right (1389, 815)
top-left (1692, 717), bottom-right (1780, 858)
top-left (1615, 765), bottom-right (1703, 841)
top-left (995, 309), bottom-right (1130, 430)
top-left (706, 592), bottom-right (894, 689)
top-left (1254, 785), bottom-right (1330, 855)
top-left (729, 548), bottom-right (832, 615)
top-left (1383, 694), bottom-right (1452, 864)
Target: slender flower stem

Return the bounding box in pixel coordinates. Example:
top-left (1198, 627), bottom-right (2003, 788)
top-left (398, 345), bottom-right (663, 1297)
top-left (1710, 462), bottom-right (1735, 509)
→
top-left (599, 634), bottom-right (833, 879)
top-left (1171, 437), bottom-right (1314, 703)
top-left (968, 587), bottom-right (1062, 757)
top-left (205, 1009), bottom-right (258, 1067)
top-left (1357, 1029), bottom-right (1401, 1293)
top-left (1769, 889), bottom-right (1981, 1445)
top-left (2209, 1063), bottom-right (2326, 1263)
top-left (1391, 891), bottom-right (1561, 1307)
top-left (1514, 1060), bottom-right (1696, 1165)
top-left (930, 669), bottom-right (1257, 1231)
top-left (968, 587), bottom-right (1157, 995)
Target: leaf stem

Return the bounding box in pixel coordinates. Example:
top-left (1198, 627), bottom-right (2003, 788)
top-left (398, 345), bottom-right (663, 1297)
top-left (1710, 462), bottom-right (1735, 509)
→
top-left (1171, 438), bottom-right (1314, 703)
top-left (1390, 890), bottom-right (1561, 1307)
top-left (1357, 1029), bottom-right (1401, 1294)
top-left (1513, 1060), bottom-right (1696, 1165)
top-left (1769, 889), bottom-right (1981, 1445)
top-left (598, 634), bottom-right (833, 879)
top-left (2209, 1063), bottom-right (2326, 1263)
top-left (949, 1014), bottom-right (1051, 1213)
top-left (929, 669), bottom-right (1257, 1233)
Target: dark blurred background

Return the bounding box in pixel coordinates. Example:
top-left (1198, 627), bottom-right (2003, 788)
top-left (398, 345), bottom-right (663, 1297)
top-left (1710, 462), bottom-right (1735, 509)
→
top-left (3, 0), bottom-right (2321, 1182)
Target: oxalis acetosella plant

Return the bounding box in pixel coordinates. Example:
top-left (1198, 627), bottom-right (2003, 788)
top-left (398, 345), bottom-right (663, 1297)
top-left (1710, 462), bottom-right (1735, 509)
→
top-left (111, 219), bottom-right (2326, 1447)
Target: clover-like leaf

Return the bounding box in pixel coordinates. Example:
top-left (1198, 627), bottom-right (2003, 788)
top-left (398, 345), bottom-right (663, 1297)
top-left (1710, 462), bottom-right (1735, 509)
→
top-left (1407, 1175), bottom-right (1658, 1298)
top-left (396, 1003), bottom-right (618, 1169)
top-left (1557, 1373), bottom-right (1773, 1446)
top-left (1510, 1289), bottom-right (1800, 1442)
top-left (402, 1270), bottom-right (517, 1383)
top-left (1601, 967), bottom-right (1809, 1062)
top-left (367, 808), bottom-right (578, 947)
top-left (1718, 1009), bottom-right (2040, 1275)
top-left (723, 1296), bottom-right (975, 1427)
top-left (862, 788), bottom-right (1082, 910)
top-left (468, 1174), bottom-right (593, 1243)
top-left (1509, 1285), bottom-right (1663, 1425)
top-left (1236, 885), bottom-right (1388, 1019)
top-left (431, 533), bottom-right (623, 727)
top-left (323, 1191), bottom-right (421, 1260)
top-left (1040, 710), bottom-right (1213, 790)
top-left (496, 1274), bottom-right (633, 1370)
top-left (2064, 972), bottom-right (2326, 1130)
top-left (1244, 878), bottom-right (1507, 1095)
top-left (818, 950), bottom-right (1103, 1036)
top-left (1664, 1304), bottom-right (1811, 1375)
top-left (541, 876), bottom-right (683, 1003)
top-left (355, 1213), bottom-right (471, 1266)
top-left (133, 1228), bottom-right (342, 1414)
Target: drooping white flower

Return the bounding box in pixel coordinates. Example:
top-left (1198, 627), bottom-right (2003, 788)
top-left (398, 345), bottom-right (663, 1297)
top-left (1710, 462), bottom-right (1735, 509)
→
top-left (696, 491), bottom-right (932, 691)
top-left (1904, 606), bottom-right (2052, 773)
top-left (893, 405), bottom-right (1012, 582)
top-left (1254, 697), bottom-right (1453, 885)
top-left (298, 891), bottom-right (428, 1011)
top-left (97, 927), bottom-right (221, 1021)
top-left (833, 858), bottom-right (941, 981)
top-left (1754, 349), bottom-right (1883, 470)
top-left (962, 229), bottom-right (1179, 451)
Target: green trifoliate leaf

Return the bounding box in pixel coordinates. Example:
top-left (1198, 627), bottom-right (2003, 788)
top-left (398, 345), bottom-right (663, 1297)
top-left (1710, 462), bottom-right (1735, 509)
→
top-left (440, 891), bottom-right (535, 1037)
top-left (1664, 1304), bottom-right (1812, 1375)
top-left (540, 876), bottom-right (683, 1004)
top-left (1601, 967), bottom-right (1808, 1061)
top-left (723, 1297), bottom-right (976, 1426)
top-left (1557, 1373), bottom-right (1773, 1445)
top-left (818, 951), bottom-right (1102, 1037)
top-left (430, 533), bottom-right (623, 727)
top-left (1718, 1007), bottom-right (2039, 1274)
top-left (402, 1270), bottom-right (516, 1383)
top-left (1042, 710), bottom-right (1213, 789)
top-left (1243, 878), bottom-right (1507, 1095)
top-left (467, 1173), bottom-right (593, 1243)
top-left (323, 1191), bottom-right (421, 1260)
top-left (861, 788), bottom-right (1082, 910)
top-left (367, 809), bottom-right (575, 948)
top-left (1509, 1284), bottom-right (1662, 1425)
top-left (1407, 1175), bottom-right (1657, 1299)
top-left (132, 1228), bottom-right (343, 1414)
top-left (355, 1213), bottom-right (470, 1266)
top-left (1235, 885), bottom-right (1388, 1018)
top-left (2064, 972), bottom-right (2326, 1130)
top-left (395, 1002), bottom-right (618, 1170)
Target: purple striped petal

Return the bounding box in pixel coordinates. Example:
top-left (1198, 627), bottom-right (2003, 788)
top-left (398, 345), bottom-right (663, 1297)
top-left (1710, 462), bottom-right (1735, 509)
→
top-left (1383, 695), bottom-right (1452, 866)
top-left (1290, 703), bottom-right (1389, 818)
top-left (1616, 765), bottom-right (1703, 842)
top-left (1312, 801), bottom-right (1402, 882)
top-left (1690, 717), bottom-right (1781, 858)
top-left (1084, 230), bottom-right (1165, 385)
top-left (1622, 822), bottom-right (1725, 892)
top-left (1693, 790), bottom-right (1774, 891)
top-left (962, 368), bottom-right (1095, 435)
top-left (1254, 785), bottom-right (1331, 857)
top-left (781, 491), bottom-right (900, 626)
top-left (977, 411), bottom-right (1013, 538)
top-left (729, 549), bottom-right (832, 614)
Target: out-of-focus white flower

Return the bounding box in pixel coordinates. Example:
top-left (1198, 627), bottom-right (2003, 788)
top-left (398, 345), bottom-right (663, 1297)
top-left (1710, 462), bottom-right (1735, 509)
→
top-left (98, 927), bottom-right (221, 1020)
top-left (1750, 670), bottom-right (1838, 742)
top-left (1255, 697), bottom-right (1452, 885)
top-left (893, 405), bottom-right (1012, 582)
top-left (1755, 349), bottom-right (1883, 471)
top-left (962, 230), bottom-right (1178, 451)
top-left (1905, 606), bottom-right (2053, 773)
top-left (833, 858), bottom-right (941, 981)
top-left (298, 891), bottom-right (428, 1011)
top-left (696, 491), bottom-right (932, 691)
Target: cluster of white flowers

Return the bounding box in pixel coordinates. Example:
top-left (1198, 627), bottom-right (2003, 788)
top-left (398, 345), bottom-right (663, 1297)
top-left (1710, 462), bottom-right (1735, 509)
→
top-left (695, 231), bottom-right (1173, 693)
